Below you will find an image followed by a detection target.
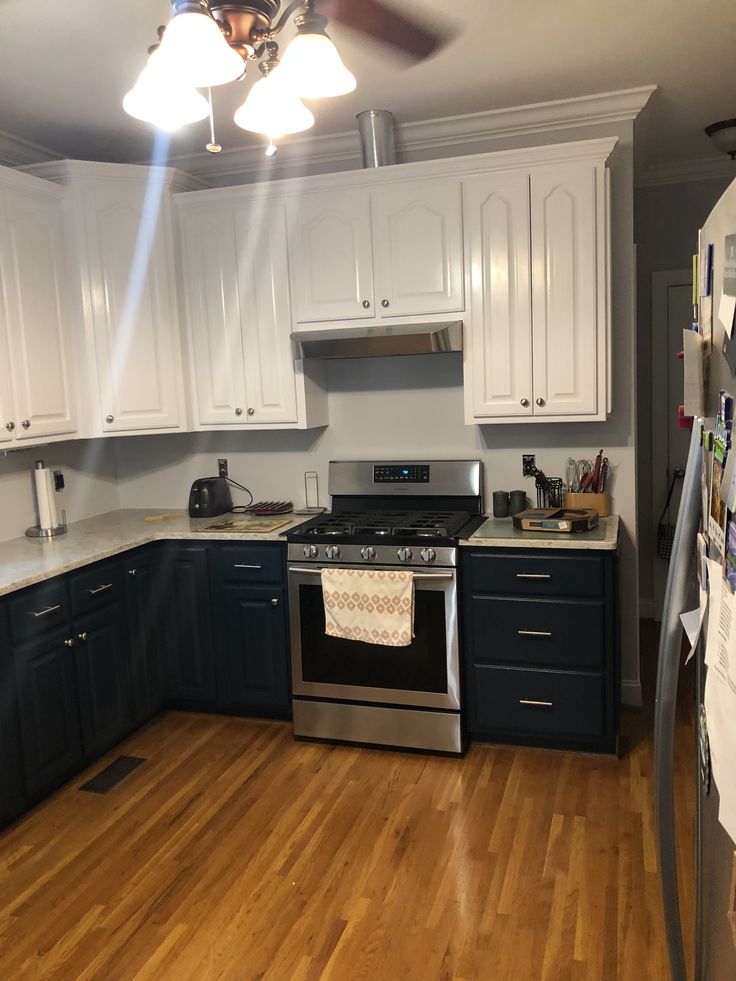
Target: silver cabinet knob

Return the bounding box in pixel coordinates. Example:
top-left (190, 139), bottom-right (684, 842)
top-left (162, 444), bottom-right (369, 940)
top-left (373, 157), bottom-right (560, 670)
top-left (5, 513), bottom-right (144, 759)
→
top-left (247, 407), bottom-right (255, 416)
top-left (325, 545), bottom-right (341, 560)
top-left (128, 568), bottom-right (136, 577)
top-left (362, 299), bottom-right (370, 309)
top-left (361, 546), bottom-right (376, 561)
top-left (397, 546), bottom-right (413, 562)
top-left (6, 421), bottom-right (15, 431)
top-left (235, 407), bottom-right (243, 416)
top-left (64, 638), bottom-right (75, 648)
top-left (105, 414), bottom-right (114, 423)
top-left (420, 548), bottom-right (436, 563)
top-left (520, 398), bottom-right (530, 407)
top-left (271, 597), bottom-right (279, 607)
top-left (303, 544), bottom-right (319, 559)
top-left (536, 397), bottom-right (545, 407)
top-left (21, 419), bottom-right (31, 429)
top-left (381, 299), bottom-right (390, 308)
top-left (78, 631), bottom-right (88, 641)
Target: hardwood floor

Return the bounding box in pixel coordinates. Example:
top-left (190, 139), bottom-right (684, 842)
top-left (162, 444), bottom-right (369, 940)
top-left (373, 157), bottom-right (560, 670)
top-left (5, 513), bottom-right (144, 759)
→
top-left (0, 628), bottom-right (695, 980)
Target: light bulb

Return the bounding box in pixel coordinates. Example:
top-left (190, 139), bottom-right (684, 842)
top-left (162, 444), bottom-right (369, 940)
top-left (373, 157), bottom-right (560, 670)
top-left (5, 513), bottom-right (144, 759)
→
top-left (123, 52), bottom-right (210, 131)
top-left (278, 32), bottom-right (356, 100)
top-left (234, 69), bottom-right (315, 138)
top-left (157, 10), bottom-right (245, 88)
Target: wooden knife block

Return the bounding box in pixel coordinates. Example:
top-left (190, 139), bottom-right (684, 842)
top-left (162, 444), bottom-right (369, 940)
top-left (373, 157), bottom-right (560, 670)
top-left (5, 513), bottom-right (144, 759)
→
top-left (563, 492), bottom-right (610, 517)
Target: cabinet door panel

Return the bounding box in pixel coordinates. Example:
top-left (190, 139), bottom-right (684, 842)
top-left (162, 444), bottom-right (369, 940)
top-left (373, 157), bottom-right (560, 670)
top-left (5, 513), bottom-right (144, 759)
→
top-left (530, 163), bottom-right (600, 416)
top-left (1, 185), bottom-right (76, 440)
top-left (287, 191), bottom-right (374, 323)
top-left (75, 602), bottom-right (131, 758)
top-left (464, 173), bottom-right (532, 419)
top-left (164, 546), bottom-right (216, 703)
top-left (372, 180), bottom-right (464, 317)
top-left (125, 550), bottom-right (167, 723)
top-left (236, 208), bottom-right (298, 424)
top-left (179, 204), bottom-right (247, 426)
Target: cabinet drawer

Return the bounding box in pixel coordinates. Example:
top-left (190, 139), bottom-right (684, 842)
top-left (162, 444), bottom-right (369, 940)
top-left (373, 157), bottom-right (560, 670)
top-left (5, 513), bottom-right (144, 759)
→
top-left (469, 595), bottom-right (604, 670)
top-left (219, 545), bottom-right (284, 584)
top-left (470, 664), bottom-right (604, 740)
top-left (70, 561), bottom-right (124, 617)
top-left (8, 580), bottom-right (69, 643)
top-left (466, 552), bottom-right (603, 597)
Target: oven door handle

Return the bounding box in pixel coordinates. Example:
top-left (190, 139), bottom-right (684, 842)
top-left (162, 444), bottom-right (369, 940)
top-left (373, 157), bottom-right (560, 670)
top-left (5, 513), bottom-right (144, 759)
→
top-left (288, 566), bottom-right (453, 581)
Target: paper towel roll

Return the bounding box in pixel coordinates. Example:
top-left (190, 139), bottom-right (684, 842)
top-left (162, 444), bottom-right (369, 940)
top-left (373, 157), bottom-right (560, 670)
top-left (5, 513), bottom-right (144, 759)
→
top-left (34, 463), bottom-right (58, 531)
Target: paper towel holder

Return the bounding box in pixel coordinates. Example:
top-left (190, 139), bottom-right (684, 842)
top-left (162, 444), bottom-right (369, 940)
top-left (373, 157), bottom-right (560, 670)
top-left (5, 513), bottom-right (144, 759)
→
top-left (26, 459), bottom-right (68, 538)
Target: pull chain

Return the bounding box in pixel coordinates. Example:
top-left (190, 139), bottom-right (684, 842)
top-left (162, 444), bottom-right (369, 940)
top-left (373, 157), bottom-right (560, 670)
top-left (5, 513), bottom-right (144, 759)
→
top-left (206, 88), bottom-right (222, 153)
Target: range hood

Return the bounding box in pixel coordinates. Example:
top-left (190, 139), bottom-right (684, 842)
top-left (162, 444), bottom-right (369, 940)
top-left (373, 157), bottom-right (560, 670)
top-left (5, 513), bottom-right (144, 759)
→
top-left (291, 321), bottom-right (463, 360)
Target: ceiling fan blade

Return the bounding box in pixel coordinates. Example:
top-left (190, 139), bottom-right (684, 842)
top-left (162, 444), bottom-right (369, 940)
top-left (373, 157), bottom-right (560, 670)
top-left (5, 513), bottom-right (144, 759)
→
top-left (319, 0), bottom-right (446, 61)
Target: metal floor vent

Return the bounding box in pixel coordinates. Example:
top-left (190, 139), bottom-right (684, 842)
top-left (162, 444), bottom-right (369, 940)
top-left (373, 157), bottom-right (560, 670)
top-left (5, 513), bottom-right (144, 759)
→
top-left (79, 755), bottom-right (146, 794)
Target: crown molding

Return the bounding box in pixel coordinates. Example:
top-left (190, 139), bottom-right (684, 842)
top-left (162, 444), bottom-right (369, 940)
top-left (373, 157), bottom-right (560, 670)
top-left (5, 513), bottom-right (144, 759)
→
top-left (23, 158), bottom-right (207, 190)
top-left (0, 127), bottom-right (60, 168)
top-left (636, 155), bottom-right (736, 188)
top-left (163, 85), bottom-right (656, 186)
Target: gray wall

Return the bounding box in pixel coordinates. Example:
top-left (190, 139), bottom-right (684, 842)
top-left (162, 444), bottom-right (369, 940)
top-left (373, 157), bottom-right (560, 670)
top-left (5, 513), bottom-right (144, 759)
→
top-left (634, 175), bottom-right (731, 615)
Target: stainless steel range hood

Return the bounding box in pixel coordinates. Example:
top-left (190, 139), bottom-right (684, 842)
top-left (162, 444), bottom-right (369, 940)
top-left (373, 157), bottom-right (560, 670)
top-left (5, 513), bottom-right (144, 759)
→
top-left (291, 321), bottom-right (463, 360)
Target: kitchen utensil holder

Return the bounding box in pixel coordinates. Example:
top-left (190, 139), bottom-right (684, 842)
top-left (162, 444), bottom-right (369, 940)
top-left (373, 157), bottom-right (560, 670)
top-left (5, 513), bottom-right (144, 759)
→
top-left (563, 492), bottom-right (611, 517)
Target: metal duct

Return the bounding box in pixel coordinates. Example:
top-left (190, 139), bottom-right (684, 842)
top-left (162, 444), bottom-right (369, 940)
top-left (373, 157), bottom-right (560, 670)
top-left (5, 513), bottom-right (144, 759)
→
top-left (356, 110), bottom-right (396, 167)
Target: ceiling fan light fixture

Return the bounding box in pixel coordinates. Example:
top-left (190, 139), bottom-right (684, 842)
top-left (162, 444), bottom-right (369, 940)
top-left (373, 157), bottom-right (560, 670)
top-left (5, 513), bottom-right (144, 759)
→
top-left (278, 12), bottom-right (356, 100)
top-left (123, 53), bottom-right (210, 131)
top-left (705, 118), bottom-right (736, 160)
top-left (157, 7), bottom-right (245, 88)
top-left (233, 67), bottom-right (315, 138)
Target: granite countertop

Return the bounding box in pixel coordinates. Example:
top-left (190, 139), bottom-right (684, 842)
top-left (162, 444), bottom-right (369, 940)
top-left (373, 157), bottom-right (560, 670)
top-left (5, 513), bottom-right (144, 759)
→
top-left (461, 514), bottom-right (619, 550)
top-left (0, 509), bottom-right (310, 598)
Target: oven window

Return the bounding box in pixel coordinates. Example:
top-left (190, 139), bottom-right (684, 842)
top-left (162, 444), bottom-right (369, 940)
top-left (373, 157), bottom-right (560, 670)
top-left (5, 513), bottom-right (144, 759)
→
top-left (298, 583), bottom-right (448, 693)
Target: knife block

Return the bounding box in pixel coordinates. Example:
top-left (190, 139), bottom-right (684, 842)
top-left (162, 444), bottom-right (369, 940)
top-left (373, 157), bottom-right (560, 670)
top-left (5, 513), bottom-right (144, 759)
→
top-left (563, 492), bottom-right (610, 517)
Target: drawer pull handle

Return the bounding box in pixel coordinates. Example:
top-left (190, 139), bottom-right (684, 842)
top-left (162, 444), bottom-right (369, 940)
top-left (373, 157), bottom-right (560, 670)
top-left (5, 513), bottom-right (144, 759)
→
top-left (234, 563), bottom-right (262, 570)
top-left (516, 573), bottom-right (551, 580)
top-left (30, 604), bottom-right (61, 618)
top-left (517, 629), bottom-right (553, 638)
top-left (519, 698), bottom-right (554, 708)
top-left (88, 583), bottom-right (113, 595)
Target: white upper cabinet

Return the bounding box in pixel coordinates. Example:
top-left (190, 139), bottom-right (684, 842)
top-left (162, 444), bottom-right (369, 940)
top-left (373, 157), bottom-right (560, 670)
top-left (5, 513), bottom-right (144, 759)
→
top-left (372, 179), bottom-right (464, 318)
top-left (0, 171), bottom-right (76, 444)
top-left (286, 190), bottom-right (374, 323)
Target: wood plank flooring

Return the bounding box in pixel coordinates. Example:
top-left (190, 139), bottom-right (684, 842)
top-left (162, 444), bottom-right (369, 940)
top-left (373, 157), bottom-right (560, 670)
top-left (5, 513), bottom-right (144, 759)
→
top-left (0, 630), bottom-right (695, 980)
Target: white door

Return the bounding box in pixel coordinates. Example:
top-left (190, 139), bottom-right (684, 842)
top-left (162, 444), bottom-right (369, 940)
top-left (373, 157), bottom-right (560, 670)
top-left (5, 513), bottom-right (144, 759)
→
top-left (178, 202), bottom-right (248, 427)
top-left (0, 183), bottom-right (76, 441)
top-left (82, 185), bottom-right (184, 432)
top-left (371, 179), bottom-right (464, 317)
top-left (236, 206), bottom-right (298, 425)
top-left (286, 190), bottom-right (374, 323)
top-left (530, 162), bottom-right (600, 416)
top-left (0, 277), bottom-right (16, 443)
top-left (463, 172), bottom-right (533, 419)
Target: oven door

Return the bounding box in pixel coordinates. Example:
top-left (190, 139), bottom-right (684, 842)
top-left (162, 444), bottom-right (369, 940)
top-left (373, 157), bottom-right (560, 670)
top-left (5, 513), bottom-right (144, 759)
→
top-left (288, 564), bottom-right (459, 710)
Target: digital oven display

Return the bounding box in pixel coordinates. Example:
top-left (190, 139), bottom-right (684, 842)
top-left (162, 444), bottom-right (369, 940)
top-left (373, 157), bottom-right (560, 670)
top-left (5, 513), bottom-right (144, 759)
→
top-left (373, 464), bottom-right (430, 483)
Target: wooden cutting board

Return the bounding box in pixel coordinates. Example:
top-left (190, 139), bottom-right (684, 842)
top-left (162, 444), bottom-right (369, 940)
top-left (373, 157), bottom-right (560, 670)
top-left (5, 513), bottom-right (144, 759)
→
top-left (201, 515), bottom-right (294, 534)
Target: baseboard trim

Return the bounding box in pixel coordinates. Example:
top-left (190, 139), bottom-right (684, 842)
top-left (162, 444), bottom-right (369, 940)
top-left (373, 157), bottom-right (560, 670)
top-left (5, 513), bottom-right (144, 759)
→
top-left (639, 598), bottom-right (654, 619)
top-left (621, 680), bottom-right (643, 708)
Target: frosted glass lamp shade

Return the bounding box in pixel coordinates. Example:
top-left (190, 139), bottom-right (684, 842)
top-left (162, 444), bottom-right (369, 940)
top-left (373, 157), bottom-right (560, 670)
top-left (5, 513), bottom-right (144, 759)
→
top-left (123, 54), bottom-right (210, 131)
top-left (157, 10), bottom-right (245, 88)
top-left (278, 32), bottom-right (356, 100)
top-left (234, 71), bottom-right (315, 138)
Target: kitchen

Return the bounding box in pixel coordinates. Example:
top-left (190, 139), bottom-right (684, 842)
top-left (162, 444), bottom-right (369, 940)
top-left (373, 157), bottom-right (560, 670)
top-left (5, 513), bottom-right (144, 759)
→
top-left (0, 0), bottom-right (732, 976)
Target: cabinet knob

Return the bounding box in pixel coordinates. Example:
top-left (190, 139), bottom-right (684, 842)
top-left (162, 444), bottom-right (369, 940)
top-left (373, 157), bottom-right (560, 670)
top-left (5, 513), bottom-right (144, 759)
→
top-left (362, 299), bottom-right (370, 309)
top-left (21, 419), bottom-right (31, 429)
top-left (5, 421), bottom-right (14, 431)
top-left (247, 407), bottom-right (255, 416)
top-left (106, 414), bottom-right (114, 423)
top-left (536, 397), bottom-right (545, 407)
top-left (235, 407), bottom-right (243, 416)
top-left (520, 398), bottom-right (530, 407)
top-left (78, 631), bottom-right (88, 641)
top-left (381, 298), bottom-right (390, 308)
top-left (271, 597), bottom-right (279, 607)
top-left (64, 638), bottom-right (75, 648)
top-left (128, 568), bottom-right (136, 577)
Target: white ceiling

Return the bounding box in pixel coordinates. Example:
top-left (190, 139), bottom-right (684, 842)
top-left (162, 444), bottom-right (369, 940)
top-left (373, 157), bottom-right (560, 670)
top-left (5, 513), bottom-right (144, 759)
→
top-left (2, 0), bottom-right (735, 182)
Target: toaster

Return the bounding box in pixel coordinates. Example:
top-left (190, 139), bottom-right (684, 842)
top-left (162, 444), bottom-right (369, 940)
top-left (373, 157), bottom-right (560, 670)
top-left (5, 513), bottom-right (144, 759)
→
top-left (188, 477), bottom-right (233, 518)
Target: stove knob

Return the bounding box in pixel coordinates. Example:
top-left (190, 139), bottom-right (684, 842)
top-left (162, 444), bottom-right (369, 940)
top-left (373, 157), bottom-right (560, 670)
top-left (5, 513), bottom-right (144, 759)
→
top-left (325, 545), bottom-right (341, 560)
top-left (397, 546), bottom-right (413, 562)
top-left (303, 544), bottom-right (319, 559)
top-left (361, 546), bottom-right (376, 561)
top-left (420, 548), bottom-right (437, 563)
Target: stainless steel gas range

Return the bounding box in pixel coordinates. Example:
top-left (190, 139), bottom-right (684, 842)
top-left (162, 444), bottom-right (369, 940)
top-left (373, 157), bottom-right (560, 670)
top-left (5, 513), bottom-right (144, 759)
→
top-left (286, 460), bottom-right (484, 753)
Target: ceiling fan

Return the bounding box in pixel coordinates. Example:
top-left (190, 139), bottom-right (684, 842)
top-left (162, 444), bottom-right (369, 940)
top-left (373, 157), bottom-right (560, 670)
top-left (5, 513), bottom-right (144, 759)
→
top-left (124, 0), bottom-right (446, 154)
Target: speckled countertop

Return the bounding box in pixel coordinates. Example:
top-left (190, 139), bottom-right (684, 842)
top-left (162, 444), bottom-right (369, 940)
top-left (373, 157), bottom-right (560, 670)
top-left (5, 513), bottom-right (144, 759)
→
top-left (460, 514), bottom-right (619, 550)
top-left (0, 509), bottom-right (309, 598)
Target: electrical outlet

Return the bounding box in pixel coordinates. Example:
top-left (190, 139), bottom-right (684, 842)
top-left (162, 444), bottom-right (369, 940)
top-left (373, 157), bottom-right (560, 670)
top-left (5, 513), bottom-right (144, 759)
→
top-left (218, 458), bottom-right (228, 478)
top-left (522, 454), bottom-right (536, 477)
top-left (53, 470), bottom-right (65, 492)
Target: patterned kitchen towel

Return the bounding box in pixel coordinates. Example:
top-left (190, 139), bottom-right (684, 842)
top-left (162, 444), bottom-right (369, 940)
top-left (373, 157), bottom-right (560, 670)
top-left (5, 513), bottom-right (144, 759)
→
top-left (321, 568), bottom-right (415, 647)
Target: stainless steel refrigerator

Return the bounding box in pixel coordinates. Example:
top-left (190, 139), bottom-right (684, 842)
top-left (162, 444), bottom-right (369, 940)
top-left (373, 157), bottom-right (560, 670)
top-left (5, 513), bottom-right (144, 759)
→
top-left (655, 178), bottom-right (736, 980)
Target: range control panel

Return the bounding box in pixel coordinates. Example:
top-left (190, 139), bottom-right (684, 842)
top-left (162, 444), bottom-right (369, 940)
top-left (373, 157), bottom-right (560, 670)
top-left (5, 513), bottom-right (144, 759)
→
top-left (373, 464), bottom-right (430, 483)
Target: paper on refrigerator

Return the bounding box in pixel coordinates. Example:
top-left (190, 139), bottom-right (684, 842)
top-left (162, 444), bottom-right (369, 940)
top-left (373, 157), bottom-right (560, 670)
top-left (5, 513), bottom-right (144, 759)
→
top-left (683, 329), bottom-right (705, 418)
top-left (681, 586), bottom-right (708, 664)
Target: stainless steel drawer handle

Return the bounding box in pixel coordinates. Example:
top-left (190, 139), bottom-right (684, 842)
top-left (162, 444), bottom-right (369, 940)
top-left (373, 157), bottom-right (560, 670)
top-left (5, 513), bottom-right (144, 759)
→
top-left (519, 698), bottom-right (554, 708)
top-left (30, 604), bottom-right (61, 618)
top-left (287, 566), bottom-right (452, 581)
top-left (516, 573), bottom-right (551, 580)
top-left (234, 563), bottom-right (262, 569)
top-left (88, 583), bottom-right (113, 595)
top-left (517, 629), bottom-right (553, 638)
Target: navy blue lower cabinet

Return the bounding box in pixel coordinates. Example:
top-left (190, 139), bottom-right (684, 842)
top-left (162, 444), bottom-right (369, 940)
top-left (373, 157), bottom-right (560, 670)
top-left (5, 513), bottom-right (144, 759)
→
top-left (124, 547), bottom-right (168, 724)
top-left (461, 547), bottom-right (619, 753)
top-left (0, 604), bottom-right (27, 825)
